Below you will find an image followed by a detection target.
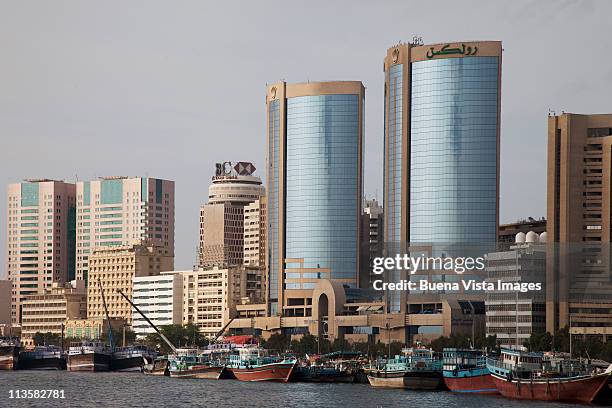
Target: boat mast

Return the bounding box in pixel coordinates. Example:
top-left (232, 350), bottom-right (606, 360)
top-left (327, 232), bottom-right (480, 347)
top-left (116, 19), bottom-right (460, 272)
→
top-left (569, 314), bottom-right (572, 358)
top-left (98, 278), bottom-right (114, 351)
top-left (116, 289), bottom-right (177, 353)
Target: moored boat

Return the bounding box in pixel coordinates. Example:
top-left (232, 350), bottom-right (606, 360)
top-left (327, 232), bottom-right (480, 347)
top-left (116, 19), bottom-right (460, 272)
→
top-left (227, 347), bottom-right (296, 382)
top-left (487, 348), bottom-right (612, 404)
top-left (168, 348), bottom-right (226, 379)
top-left (292, 365), bottom-right (355, 383)
top-left (111, 345), bottom-right (157, 372)
top-left (19, 345), bottom-right (66, 370)
top-left (367, 347), bottom-right (442, 390)
top-left (144, 356), bottom-right (170, 376)
top-left (0, 338), bottom-right (21, 370)
top-left (66, 340), bottom-right (111, 372)
top-left (442, 348), bottom-right (497, 394)
top-left (293, 351), bottom-right (366, 383)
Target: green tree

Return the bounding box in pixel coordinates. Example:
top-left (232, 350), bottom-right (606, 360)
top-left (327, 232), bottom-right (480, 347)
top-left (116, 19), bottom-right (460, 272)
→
top-left (261, 333), bottom-right (290, 353)
top-left (525, 331), bottom-right (552, 352)
top-left (32, 332), bottom-right (62, 346)
top-left (429, 334), bottom-right (471, 352)
top-left (101, 327), bottom-right (137, 347)
top-left (331, 337), bottom-right (349, 352)
top-left (474, 335), bottom-right (498, 352)
top-left (289, 334), bottom-right (318, 355)
top-left (552, 327), bottom-right (570, 353)
top-left (573, 336), bottom-right (604, 359)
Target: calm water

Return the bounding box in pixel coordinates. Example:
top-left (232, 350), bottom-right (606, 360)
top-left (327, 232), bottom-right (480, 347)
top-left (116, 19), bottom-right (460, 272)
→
top-left (0, 371), bottom-right (592, 408)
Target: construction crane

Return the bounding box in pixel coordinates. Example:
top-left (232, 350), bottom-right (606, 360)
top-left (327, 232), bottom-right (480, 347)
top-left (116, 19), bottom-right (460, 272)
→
top-left (116, 289), bottom-right (177, 353)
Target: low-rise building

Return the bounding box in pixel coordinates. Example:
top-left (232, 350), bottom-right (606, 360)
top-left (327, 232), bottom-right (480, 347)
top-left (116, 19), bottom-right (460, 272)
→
top-left (132, 272), bottom-right (183, 336)
top-left (87, 242), bottom-right (174, 325)
top-left (65, 317), bottom-right (126, 340)
top-left (228, 279), bottom-right (484, 345)
top-left (20, 281), bottom-right (87, 345)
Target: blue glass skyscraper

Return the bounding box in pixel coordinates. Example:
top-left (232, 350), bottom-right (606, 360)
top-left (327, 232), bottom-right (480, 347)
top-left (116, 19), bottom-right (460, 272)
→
top-left (383, 41), bottom-right (502, 313)
top-left (266, 81), bottom-right (365, 316)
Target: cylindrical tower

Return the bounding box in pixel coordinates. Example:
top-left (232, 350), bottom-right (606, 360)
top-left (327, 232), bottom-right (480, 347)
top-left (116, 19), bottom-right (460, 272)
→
top-left (266, 81), bottom-right (365, 316)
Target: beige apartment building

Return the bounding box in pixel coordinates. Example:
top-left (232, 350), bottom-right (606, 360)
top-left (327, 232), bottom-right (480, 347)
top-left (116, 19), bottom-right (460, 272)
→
top-left (0, 280), bottom-right (12, 324)
top-left (87, 242), bottom-right (173, 325)
top-left (20, 281), bottom-right (87, 345)
top-left (75, 176), bottom-right (174, 283)
top-left (199, 163), bottom-right (264, 268)
top-left (6, 180), bottom-right (76, 323)
top-left (546, 113), bottom-right (612, 339)
top-left (180, 266), bottom-right (265, 338)
top-left (243, 198), bottom-right (266, 268)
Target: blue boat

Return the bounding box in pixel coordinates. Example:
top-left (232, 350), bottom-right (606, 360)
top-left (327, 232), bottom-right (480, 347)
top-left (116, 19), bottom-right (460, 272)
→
top-left (442, 348), bottom-right (497, 394)
top-left (367, 347), bottom-right (443, 390)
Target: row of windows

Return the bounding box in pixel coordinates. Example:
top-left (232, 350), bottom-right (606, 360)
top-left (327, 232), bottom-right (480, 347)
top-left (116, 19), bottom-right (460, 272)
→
top-left (409, 57), bottom-right (498, 244)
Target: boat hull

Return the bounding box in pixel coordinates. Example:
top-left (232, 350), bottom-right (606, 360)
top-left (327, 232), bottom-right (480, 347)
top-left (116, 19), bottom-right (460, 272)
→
top-left (67, 353), bottom-right (111, 372)
top-left (292, 366), bottom-right (355, 383)
top-left (230, 362), bottom-right (295, 382)
top-left (145, 359), bottom-right (169, 376)
top-left (368, 371), bottom-right (442, 390)
top-left (169, 365), bottom-right (225, 379)
top-left (443, 369), bottom-right (497, 394)
top-left (19, 357), bottom-right (66, 371)
top-left (490, 372), bottom-right (611, 404)
top-left (111, 356), bottom-right (151, 372)
top-left (0, 346), bottom-right (20, 370)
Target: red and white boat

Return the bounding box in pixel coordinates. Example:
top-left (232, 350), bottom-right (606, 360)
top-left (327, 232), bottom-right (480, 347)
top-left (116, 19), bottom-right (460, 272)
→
top-left (487, 348), bottom-right (612, 404)
top-left (227, 347), bottom-right (296, 382)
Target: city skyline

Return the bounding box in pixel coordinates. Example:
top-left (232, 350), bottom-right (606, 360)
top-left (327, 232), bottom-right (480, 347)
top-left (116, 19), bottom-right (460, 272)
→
top-left (2, 1), bottom-right (612, 275)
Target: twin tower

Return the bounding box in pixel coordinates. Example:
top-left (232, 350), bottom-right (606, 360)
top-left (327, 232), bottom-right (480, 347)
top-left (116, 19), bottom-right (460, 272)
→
top-left (265, 41), bottom-right (502, 315)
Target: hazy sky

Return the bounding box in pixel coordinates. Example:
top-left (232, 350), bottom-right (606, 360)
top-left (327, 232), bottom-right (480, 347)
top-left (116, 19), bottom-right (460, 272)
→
top-left (2, 0), bottom-right (611, 277)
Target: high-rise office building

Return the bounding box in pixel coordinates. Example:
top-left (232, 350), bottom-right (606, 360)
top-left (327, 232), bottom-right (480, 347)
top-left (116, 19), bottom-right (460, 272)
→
top-left (546, 113), bottom-right (612, 339)
top-left (382, 41), bottom-right (501, 318)
top-left (266, 81), bottom-right (365, 316)
top-left (360, 198), bottom-right (383, 288)
top-left (6, 180), bottom-right (76, 323)
top-left (383, 41), bottom-right (501, 245)
top-left (207, 161), bottom-right (265, 205)
top-left (75, 176), bottom-right (175, 283)
top-left (244, 198), bottom-right (267, 268)
top-left (198, 162), bottom-right (264, 268)
top-left (199, 203), bottom-right (246, 267)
